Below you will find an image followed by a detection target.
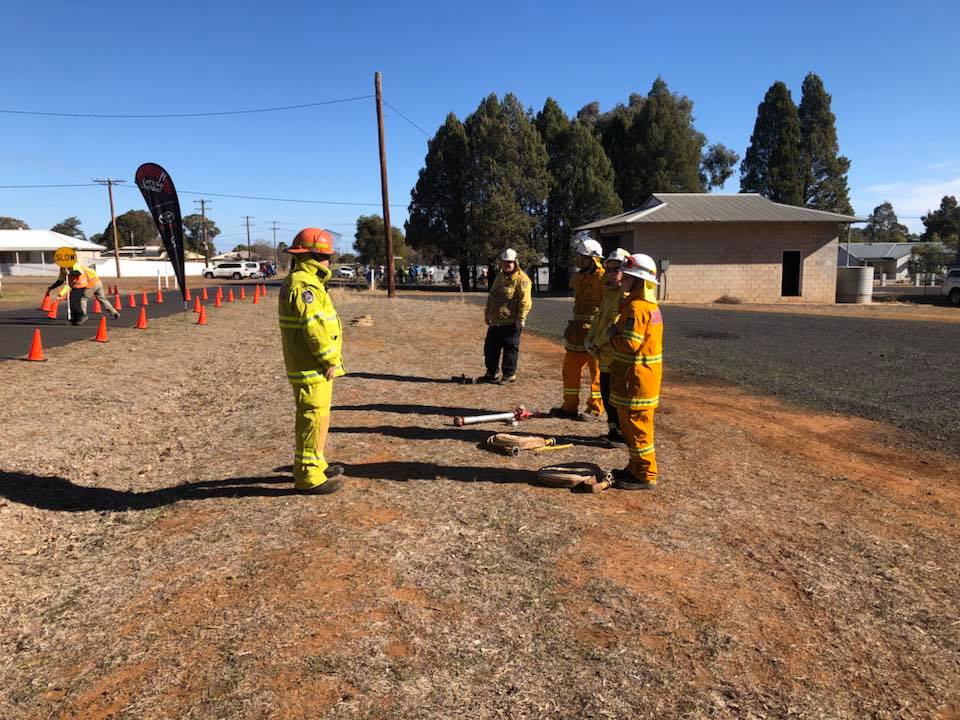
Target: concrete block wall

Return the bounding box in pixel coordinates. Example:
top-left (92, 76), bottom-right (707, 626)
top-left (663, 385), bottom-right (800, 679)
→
top-left (619, 222), bottom-right (839, 304)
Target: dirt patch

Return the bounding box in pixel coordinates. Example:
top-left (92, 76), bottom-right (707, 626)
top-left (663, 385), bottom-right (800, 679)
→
top-left (1, 292), bottom-right (958, 719)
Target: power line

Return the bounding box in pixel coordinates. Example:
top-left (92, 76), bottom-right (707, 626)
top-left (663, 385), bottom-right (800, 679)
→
top-left (383, 99), bottom-right (432, 138)
top-left (0, 183), bottom-right (98, 188)
top-left (0, 95), bottom-right (374, 119)
top-left (114, 183), bottom-right (406, 207)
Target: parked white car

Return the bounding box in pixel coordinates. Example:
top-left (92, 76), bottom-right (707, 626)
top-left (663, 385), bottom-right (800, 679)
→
top-left (203, 261), bottom-right (261, 280)
top-left (337, 266), bottom-right (356, 278)
top-left (943, 268), bottom-right (960, 306)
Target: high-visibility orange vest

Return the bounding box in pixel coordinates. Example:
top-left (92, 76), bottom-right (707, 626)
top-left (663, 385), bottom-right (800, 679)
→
top-left (67, 265), bottom-right (98, 289)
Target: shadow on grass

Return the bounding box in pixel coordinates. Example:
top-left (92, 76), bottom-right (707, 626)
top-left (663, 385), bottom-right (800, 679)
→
top-left (329, 424), bottom-right (611, 448)
top-left (332, 403), bottom-right (496, 417)
top-left (0, 470), bottom-right (295, 512)
top-left (342, 371), bottom-right (459, 384)
top-left (340, 461), bottom-right (536, 485)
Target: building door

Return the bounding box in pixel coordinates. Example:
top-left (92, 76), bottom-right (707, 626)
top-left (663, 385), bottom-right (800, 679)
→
top-left (781, 251), bottom-right (802, 296)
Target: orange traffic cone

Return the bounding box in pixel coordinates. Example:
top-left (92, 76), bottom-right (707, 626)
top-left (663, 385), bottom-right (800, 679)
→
top-left (214, 294), bottom-right (222, 308)
top-left (94, 316), bottom-right (109, 343)
top-left (135, 306), bottom-right (148, 330)
top-left (39, 292), bottom-right (53, 312)
top-left (185, 287), bottom-right (192, 302)
top-left (128, 292), bottom-right (137, 308)
top-left (47, 299), bottom-right (60, 320)
top-left (26, 328), bottom-right (46, 361)
top-left (196, 305), bottom-right (207, 325)
top-left (93, 297), bottom-right (102, 314)
top-left (156, 289), bottom-right (164, 303)
top-left (202, 287), bottom-right (209, 301)
top-left (227, 289), bottom-right (235, 303)
top-left (141, 291), bottom-right (149, 306)
top-left (114, 292), bottom-right (123, 310)
top-left (193, 295), bottom-right (201, 313)
top-left (216, 287), bottom-right (223, 300)
top-left (253, 288), bottom-right (260, 305)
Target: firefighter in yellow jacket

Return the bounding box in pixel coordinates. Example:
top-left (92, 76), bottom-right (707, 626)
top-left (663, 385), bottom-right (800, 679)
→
top-left (48, 262), bottom-right (119, 325)
top-left (607, 253), bottom-right (663, 490)
top-left (479, 248), bottom-right (532, 384)
top-left (551, 232), bottom-right (605, 421)
top-left (585, 248), bottom-right (629, 448)
top-left (279, 228), bottom-right (346, 494)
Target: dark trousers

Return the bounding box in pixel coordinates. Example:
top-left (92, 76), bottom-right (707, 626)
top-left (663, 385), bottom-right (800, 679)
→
top-left (599, 371), bottom-right (621, 432)
top-left (484, 324), bottom-right (522, 377)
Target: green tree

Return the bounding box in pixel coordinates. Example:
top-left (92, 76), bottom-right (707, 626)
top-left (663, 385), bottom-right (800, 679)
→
top-left (338, 252), bottom-right (357, 264)
top-left (354, 215), bottom-right (407, 266)
top-left (798, 73), bottom-right (852, 213)
top-left (908, 243), bottom-right (952, 276)
top-left (536, 97), bottom-right (621, 288)
top-left (921, 196), bottom-right (959, 242)
top-left (89, 232), bottom-right (104, 246)
top-left (864, 202), bottom-right (909, 243)
top-left (462, 93), bottom-right (549, 273)
top-left (101, 210), bottom-right (156, 250)
top-left (50, 216), bottom-right (86, 240)
top-left (0, 217), bottom-right (29, 229)
top-left (740, 81), bottom-right (805, 205)
top-left (701, 143), bottom-right (740, 188)
top-left (181, 213), bottom-right (220, 258)
top-left (407, 113), bottom-right (470, 285)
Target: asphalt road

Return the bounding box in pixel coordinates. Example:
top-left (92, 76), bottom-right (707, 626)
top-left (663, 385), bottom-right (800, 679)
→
top-left (0, 284), bottom-right (276, 361)
top-left (475, 295), bottom-right (960, 454)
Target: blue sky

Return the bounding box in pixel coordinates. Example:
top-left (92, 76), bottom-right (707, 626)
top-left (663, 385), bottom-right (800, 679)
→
top-left (1, 0), bottom-right (957, 250)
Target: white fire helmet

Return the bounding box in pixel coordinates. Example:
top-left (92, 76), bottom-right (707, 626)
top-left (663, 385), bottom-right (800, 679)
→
top-left (573, 231), bottom-right (603, 258)
top-left (500, 248), bottom-right (518, 262)
top-left (622, 253), bottom-right (659, 284)
top-left (605, 248), bottom-right (630, 265)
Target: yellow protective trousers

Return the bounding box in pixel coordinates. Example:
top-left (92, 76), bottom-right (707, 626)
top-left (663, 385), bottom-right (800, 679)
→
top-left (617, 407), bottom-right (657, 483)
top-left (292, 379), bottom-right (334, 490)
top-left (561, 350), bottom-right (603, 414)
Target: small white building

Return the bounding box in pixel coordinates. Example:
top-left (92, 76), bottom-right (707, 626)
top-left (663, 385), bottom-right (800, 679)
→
top-left (0, 230), bottom-right (106, 276)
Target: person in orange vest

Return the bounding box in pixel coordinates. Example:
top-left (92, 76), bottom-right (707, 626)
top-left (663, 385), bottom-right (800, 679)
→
top-left (607, 253), bottom-right (663, 490)
top-left (551, 232), bottom-right (605, 421)
top-left (48, 262), bottom-right (119, 325)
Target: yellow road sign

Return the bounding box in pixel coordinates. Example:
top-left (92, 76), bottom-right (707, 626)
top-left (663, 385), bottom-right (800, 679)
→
top-left (53, 247), bottom-right (78, 269)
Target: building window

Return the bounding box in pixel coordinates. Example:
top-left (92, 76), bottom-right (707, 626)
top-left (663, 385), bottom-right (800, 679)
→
top-left (781, 251), bottom-right (802, 296)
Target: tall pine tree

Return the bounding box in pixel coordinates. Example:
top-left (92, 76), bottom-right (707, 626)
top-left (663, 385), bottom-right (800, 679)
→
top-left (536, 98), bottom-right (621, 289)
top-left (799, 72), bottom-right (852, 214)
top-left (406, 113), bottom-right (470, 287)
top-left (740, 81), bottom-right (805, 205)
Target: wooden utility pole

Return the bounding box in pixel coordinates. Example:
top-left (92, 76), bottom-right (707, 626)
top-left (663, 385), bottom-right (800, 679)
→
top-left (374, 72), bottom-right (396, 298)
top-left (93, 178), bottom-right (125, 277)
top-left (268, 221), bottom-right (279, 264)
top-left (194, 199), bottom-right (211, 266)
top-left (242, 216), bottom-right (254, 259)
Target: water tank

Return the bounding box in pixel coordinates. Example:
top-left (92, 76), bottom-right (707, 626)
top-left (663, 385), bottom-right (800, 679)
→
top-left (837, 266), bottom-right (873, 303)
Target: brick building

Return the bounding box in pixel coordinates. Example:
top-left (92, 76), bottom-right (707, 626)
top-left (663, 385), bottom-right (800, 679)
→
top-left (577, 193), bottom-right (863, 303)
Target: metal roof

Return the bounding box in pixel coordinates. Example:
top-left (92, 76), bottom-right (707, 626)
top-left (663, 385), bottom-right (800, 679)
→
top-left (0, 229), bottom-right (106, 252)
top-left (577, 193), bottom-right (864, 230)
top-left (841, 242), bottom-right (944, 260)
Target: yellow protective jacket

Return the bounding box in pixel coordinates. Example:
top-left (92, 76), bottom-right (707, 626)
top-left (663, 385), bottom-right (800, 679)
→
top-left (587, 285), bottom-right (628, 372)
top-left (564, 258), bottom-right (605, 352)
top-left (609, 283), bottom-right (663, 410)
top-left (485, 268), bottom-right (533, 326)
top-left (279, 258), bottom-right (345, 385)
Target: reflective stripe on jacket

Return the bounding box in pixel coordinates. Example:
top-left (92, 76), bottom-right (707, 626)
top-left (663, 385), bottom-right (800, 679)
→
top-left (564, 258), bottom-right (605, 352)
top-left (279, 258), bottom-right (345, 386)
top-left (608, 285), bottom-right (663, 410)
top-left (53, 264), bottom-right (98, 294)
top-left (587, 286), bottom-right (628, 372)
top-left (485, 269), bottom-right (533, 326)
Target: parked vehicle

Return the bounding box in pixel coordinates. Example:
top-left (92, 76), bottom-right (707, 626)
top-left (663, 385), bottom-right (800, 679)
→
top-left (944, 268), bottom-right (960, 306)
top-left (337, 266), bottom-right (355, 278)
top-left (203, 261), bottom-right (261, 280)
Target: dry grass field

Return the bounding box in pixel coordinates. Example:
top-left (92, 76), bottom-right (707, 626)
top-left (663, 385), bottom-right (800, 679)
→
top-left (1, 291), bottom-right (958, 719)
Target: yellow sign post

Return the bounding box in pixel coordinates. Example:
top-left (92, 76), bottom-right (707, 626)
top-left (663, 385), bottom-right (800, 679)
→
top-left (53, 247), bottom-right (78, 269)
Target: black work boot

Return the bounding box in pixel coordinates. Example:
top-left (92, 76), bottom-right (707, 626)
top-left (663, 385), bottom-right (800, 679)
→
top-left (297, 465), bottom-right (345, 495)
top-left (549, 407), bottom-right (579, 420)
top-left (476, 372), bottom-right (499, 384)
top-left (605, 430), bottom-right (627, 449)
top-left (612, 468), bottom-right (656, 490)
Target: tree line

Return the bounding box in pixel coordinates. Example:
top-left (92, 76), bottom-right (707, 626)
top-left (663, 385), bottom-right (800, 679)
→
top-left (405, 73), bottom-right (859, 290)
